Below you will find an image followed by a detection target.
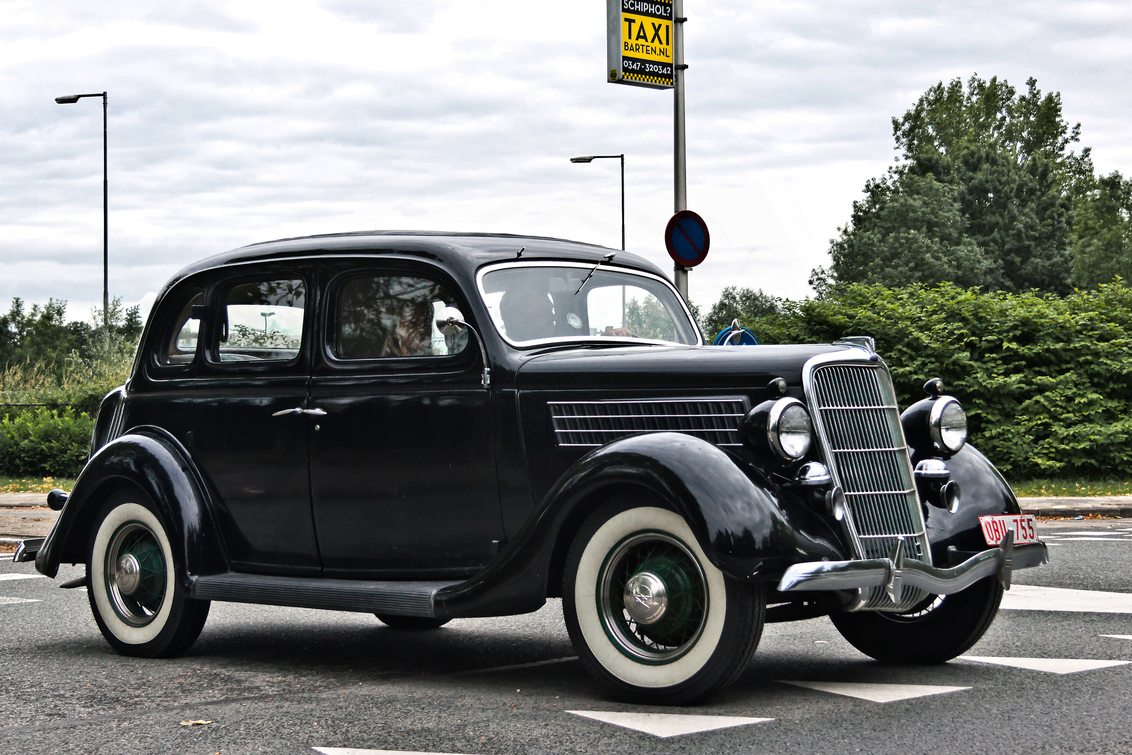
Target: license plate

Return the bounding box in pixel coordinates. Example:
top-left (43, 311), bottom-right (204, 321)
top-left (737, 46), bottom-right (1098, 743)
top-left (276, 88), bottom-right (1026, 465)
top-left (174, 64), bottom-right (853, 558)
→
top-left (979, 514), bottom-right (1039, 546)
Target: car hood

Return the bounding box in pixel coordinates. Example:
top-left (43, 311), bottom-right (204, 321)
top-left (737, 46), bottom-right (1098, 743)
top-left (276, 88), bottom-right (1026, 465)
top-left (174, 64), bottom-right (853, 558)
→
top-left (513, 343), bottom-right (849, 391)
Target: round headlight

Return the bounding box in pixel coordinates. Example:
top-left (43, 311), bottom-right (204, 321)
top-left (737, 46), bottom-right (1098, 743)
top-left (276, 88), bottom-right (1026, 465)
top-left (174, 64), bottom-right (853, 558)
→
top-left (929, 397), bottom-right (967, 453)
top-left (770, 398), bottom-right (813, 461)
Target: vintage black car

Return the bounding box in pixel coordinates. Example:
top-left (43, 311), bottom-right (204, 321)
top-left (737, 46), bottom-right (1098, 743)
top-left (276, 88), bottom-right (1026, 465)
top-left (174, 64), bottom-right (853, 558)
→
top-left (20, 231), bottom-right (1048, 705)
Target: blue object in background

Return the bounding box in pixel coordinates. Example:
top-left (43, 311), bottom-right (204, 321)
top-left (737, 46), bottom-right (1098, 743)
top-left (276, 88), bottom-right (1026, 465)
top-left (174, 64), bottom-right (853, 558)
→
top-left (713, 323), bottom-right (759, 345)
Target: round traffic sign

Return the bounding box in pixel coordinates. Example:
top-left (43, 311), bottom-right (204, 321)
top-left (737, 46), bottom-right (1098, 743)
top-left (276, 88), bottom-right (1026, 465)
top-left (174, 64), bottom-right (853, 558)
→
top-left (664, 210), bottom-right (710, 268)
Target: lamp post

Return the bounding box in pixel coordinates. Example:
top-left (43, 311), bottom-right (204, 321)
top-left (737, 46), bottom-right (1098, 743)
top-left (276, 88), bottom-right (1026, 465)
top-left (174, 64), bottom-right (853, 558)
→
top-left (261, 311), bottom-right (275, 335)
top-left (570, 154), bottom-right (624, 251)
top-left (55, 91), bottom-right (109, 350)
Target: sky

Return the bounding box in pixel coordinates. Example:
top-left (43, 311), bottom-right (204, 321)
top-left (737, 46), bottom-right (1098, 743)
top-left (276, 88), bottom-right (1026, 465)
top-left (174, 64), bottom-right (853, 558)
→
top-left (2, 0), bottom-right (1131, 328)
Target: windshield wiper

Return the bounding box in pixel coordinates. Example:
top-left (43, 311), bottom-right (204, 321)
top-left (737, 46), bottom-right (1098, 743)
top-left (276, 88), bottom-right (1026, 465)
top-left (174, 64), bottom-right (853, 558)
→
top-left (575, 253), bottom-right (616, 295)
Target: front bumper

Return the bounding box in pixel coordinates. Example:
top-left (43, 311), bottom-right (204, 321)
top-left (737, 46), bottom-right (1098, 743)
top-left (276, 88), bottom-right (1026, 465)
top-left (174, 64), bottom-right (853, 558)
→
top-left (777, 532), bottom-right (1048, 606)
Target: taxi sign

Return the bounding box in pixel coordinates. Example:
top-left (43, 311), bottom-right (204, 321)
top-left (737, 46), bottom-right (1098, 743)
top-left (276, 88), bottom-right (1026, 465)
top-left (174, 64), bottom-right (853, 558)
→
top-left (607, 0), bottom-right (674, 89)
top-left (665, 210), bottom-right (710, 268)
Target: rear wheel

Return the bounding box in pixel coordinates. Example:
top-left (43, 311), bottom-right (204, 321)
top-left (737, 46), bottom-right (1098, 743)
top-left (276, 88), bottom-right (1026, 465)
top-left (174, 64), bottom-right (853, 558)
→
top-left (563, 499), bottom-right (764, 705)
top-left (375, 614), bottom-right (449, 630)
top-left (830, 577), bottom-right (1003, 664)
top-left (87, 492), bottom-right (209, 658)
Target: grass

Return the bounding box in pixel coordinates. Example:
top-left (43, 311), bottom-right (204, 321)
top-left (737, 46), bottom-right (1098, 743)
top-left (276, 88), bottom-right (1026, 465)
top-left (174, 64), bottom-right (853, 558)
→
top-left (1012, 478), bottom-right (1132, 498)
top-left (0, 476), bottom-right (75, 494)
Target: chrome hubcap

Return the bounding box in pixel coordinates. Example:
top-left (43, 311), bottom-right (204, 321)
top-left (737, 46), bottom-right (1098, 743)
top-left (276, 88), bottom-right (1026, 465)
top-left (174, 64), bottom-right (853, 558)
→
top-left (623, 571), bottom-right (668, 624)
top-left (114, 553), bottom-right (142, 596)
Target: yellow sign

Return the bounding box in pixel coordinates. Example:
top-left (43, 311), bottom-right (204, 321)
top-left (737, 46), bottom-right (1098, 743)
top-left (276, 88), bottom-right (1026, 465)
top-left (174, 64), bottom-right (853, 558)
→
top-left (607, 0), bottom-right (674, 89)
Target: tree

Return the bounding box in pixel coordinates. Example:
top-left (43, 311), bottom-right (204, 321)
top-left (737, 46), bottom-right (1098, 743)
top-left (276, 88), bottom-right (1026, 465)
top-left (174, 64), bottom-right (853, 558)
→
top-left (1070, 171), bottom-right (1132, 287)
top-left (702, 287), bottom-right (781, 337)
top-left (814, 75), bottom-right (1087, 295)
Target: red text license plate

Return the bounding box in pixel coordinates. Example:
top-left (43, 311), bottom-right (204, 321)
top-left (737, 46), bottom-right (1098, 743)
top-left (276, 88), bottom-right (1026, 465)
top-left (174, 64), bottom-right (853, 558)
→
top-left (979, 514), bottom-right (1039, 546)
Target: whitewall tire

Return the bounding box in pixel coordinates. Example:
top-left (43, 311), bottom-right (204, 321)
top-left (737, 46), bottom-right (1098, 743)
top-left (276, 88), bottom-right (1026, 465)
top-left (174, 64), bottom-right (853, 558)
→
top-left (563, 499), bottom-right (764, 705)
top-left (87, 492), bottom-right (209, 658)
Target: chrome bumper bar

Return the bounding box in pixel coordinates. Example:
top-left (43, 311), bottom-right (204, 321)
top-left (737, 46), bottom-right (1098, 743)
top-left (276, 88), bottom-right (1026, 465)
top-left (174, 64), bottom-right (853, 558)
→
top-left (777, 532), bottom-right (1048, 604)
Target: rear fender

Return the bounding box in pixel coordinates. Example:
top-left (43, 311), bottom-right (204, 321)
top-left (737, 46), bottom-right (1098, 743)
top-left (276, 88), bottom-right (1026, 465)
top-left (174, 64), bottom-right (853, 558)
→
top-left (35, 427), bottom-right (227, 590)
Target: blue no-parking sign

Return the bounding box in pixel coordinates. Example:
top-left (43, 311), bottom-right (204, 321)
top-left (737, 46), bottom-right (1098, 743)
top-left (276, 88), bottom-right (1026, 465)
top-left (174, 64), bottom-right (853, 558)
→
top-left (664, 210), bottom-right (710, 267)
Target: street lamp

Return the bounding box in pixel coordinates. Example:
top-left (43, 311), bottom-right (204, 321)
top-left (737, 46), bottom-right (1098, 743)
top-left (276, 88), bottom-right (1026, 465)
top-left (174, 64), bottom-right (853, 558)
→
top-left (570, 154), bottom-right (625, 251)
top-left (261, 311), bottom-right (275, 335)
top-left (55, 91), bottom-right (109, 350)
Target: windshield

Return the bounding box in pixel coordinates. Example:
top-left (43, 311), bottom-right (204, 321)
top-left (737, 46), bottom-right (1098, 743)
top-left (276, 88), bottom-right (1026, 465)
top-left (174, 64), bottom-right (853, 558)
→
top-left (478, 263), bottom-right (699, 346)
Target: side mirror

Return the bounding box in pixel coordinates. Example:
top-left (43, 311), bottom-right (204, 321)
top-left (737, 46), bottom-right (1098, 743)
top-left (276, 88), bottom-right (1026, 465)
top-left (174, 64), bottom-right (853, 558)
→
top-left (435, 307), bottom-right (491, 388)
top-left (436, 306), bottom-right (466, 337)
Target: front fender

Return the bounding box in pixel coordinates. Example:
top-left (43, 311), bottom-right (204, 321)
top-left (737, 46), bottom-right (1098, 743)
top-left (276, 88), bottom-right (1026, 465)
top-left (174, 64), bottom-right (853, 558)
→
top-left (918, 443), bottom-right (1022, 562)
top-left (435, 432), bottom-right (839, 619)
top-left (35, 428), bottom-right (227, 591)
top-left (543, 432), bottom-right (809, 577)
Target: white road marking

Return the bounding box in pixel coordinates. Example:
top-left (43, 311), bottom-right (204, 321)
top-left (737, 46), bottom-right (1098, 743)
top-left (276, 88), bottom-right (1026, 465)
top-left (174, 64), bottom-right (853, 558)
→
top-left (1000, 585), bottom-right (1132, 614)
top-left (1053, 531), bottom-right (1130, 536)
top-left (1057, 537), bottom-right (1132, 542)
top-left (0, 596), bottom-right (39, 605)
top-left (1101, 635), bottom-right (1132, 641)
top-left (568, 711), bottom-right (772, 738)
top-left (314, 749), bottom-right (470, 755)
top-left (0, 573), bottom-right (43, 581)
top-left (960, 657), bottom-right (1131, 674)
top-left (779, 681), bottom-right (969, 703)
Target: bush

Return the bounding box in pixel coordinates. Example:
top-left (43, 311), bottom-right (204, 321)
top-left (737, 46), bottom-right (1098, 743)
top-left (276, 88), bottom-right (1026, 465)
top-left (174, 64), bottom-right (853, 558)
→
top-left (746, 282), bottom-right (1132, 478)
top-left (0, 408), bottom-right (93, 478)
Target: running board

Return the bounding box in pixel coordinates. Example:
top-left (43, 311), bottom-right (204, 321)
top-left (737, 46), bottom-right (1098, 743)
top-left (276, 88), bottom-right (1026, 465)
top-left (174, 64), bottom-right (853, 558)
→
top-left (191, 573), bottom-right (461, 617)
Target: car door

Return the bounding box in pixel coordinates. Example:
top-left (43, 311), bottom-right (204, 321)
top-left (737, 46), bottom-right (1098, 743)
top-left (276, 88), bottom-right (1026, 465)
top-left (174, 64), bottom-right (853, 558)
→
top-left (308, 262), bottom-right (504, 578)
top-left (188, 267), bottom-right (321, 576)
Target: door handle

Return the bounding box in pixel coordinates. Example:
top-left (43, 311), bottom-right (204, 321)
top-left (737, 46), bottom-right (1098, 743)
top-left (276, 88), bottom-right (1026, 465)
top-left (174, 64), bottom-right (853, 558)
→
top-left (272, 407), bottom-right (327, 417)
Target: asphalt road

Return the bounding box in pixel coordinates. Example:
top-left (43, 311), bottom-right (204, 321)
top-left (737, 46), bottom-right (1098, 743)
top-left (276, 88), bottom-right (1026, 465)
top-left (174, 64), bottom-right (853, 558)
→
top-left (1, 519), bottom-right (1130, 754)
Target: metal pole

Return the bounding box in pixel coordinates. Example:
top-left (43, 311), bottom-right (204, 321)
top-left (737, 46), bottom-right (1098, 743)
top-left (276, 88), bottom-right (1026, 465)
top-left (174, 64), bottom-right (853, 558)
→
top-left (619, 154), bottom-right (625, 251)
top-left (102, 92), bottom-right (109, 351)
top-left (672, 0), bottom-right (689, 300)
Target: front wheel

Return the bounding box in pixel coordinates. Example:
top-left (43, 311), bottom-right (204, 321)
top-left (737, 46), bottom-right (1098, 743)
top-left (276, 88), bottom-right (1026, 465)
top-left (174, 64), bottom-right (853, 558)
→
top-left (563, 500), bottom-right (765, 705)
top-left (87, 492), bottom-right (210, 658)
top-left (830, 576), bottom-right (1003, 664)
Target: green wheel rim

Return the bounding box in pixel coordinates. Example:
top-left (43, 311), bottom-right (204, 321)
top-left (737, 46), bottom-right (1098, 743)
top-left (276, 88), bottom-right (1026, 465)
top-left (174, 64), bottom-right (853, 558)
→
top-left (597, 531), bottom-right (708, 663)
top-left (104, 522), bottom-right (168, 627)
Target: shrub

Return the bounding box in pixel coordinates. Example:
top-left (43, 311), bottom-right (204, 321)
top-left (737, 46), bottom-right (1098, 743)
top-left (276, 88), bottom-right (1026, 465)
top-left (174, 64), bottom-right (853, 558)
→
top-left (747, 282), bottom-right (1132, 478)
top-left (0, 408), bottom-right (93, 478)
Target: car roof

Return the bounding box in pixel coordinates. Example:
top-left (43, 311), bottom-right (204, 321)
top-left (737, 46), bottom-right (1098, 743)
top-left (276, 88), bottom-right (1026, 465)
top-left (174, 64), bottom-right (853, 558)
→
top-left (171, 231), bottom-right (664, 282)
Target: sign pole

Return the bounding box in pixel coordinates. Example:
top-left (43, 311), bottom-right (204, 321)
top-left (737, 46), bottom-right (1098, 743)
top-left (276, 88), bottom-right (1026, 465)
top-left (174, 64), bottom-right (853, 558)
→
top-left (672, 0), bottom-right (689, 300)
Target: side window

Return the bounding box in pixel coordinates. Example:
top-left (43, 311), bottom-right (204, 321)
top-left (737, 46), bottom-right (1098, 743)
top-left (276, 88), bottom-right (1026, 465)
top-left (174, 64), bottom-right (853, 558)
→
top-left (218, 279), bottom-right (306, 363)
top-left (159, 290), bottom-right (203, 366)
top-left (335, 275), bottom-right (468, 360)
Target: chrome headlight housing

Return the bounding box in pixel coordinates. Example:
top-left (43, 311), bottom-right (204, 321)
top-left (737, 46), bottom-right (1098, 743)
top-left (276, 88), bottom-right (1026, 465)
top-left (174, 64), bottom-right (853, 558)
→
top-left (741, 396), bottom-right (814, 462)
top-left (929, 397), bottom-right (968, 453)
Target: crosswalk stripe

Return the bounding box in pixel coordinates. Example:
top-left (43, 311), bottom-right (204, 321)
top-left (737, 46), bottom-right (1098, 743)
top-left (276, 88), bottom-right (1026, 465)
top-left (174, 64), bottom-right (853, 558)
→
top-left (568, 710), bottom-right (772, 738)
top-left (960, 656), bottom-right (1131, 674)
top-left (780, 681), bottom-right (969, 703)
top-left (1000, 585), bottom-right (1132, 614)
top-left (313, 749), bottom-right (470, 755)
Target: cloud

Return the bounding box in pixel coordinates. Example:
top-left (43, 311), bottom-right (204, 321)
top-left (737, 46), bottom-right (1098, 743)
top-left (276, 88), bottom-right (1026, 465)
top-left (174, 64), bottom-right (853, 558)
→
top-left (2, 0), bottom-right (1131, 318)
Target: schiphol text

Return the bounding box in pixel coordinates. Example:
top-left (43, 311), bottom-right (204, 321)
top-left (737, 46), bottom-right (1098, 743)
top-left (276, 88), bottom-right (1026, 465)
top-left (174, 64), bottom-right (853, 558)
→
top-left (622, 0), bottom-right (672, 19)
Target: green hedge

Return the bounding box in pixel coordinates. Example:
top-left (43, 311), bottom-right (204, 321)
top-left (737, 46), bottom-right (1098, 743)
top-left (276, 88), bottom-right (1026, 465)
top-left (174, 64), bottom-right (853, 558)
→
top-left (749, 282), bottom-right (1132, 478)
top-left (0, 408), bottom-right (93, 478)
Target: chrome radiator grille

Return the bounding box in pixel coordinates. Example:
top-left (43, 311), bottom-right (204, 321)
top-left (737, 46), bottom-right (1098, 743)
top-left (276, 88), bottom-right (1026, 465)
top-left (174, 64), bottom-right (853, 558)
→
top-left (549, 397), bottom-right (749, 448)
top-left (807, 360), bottom-right (930, 611)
